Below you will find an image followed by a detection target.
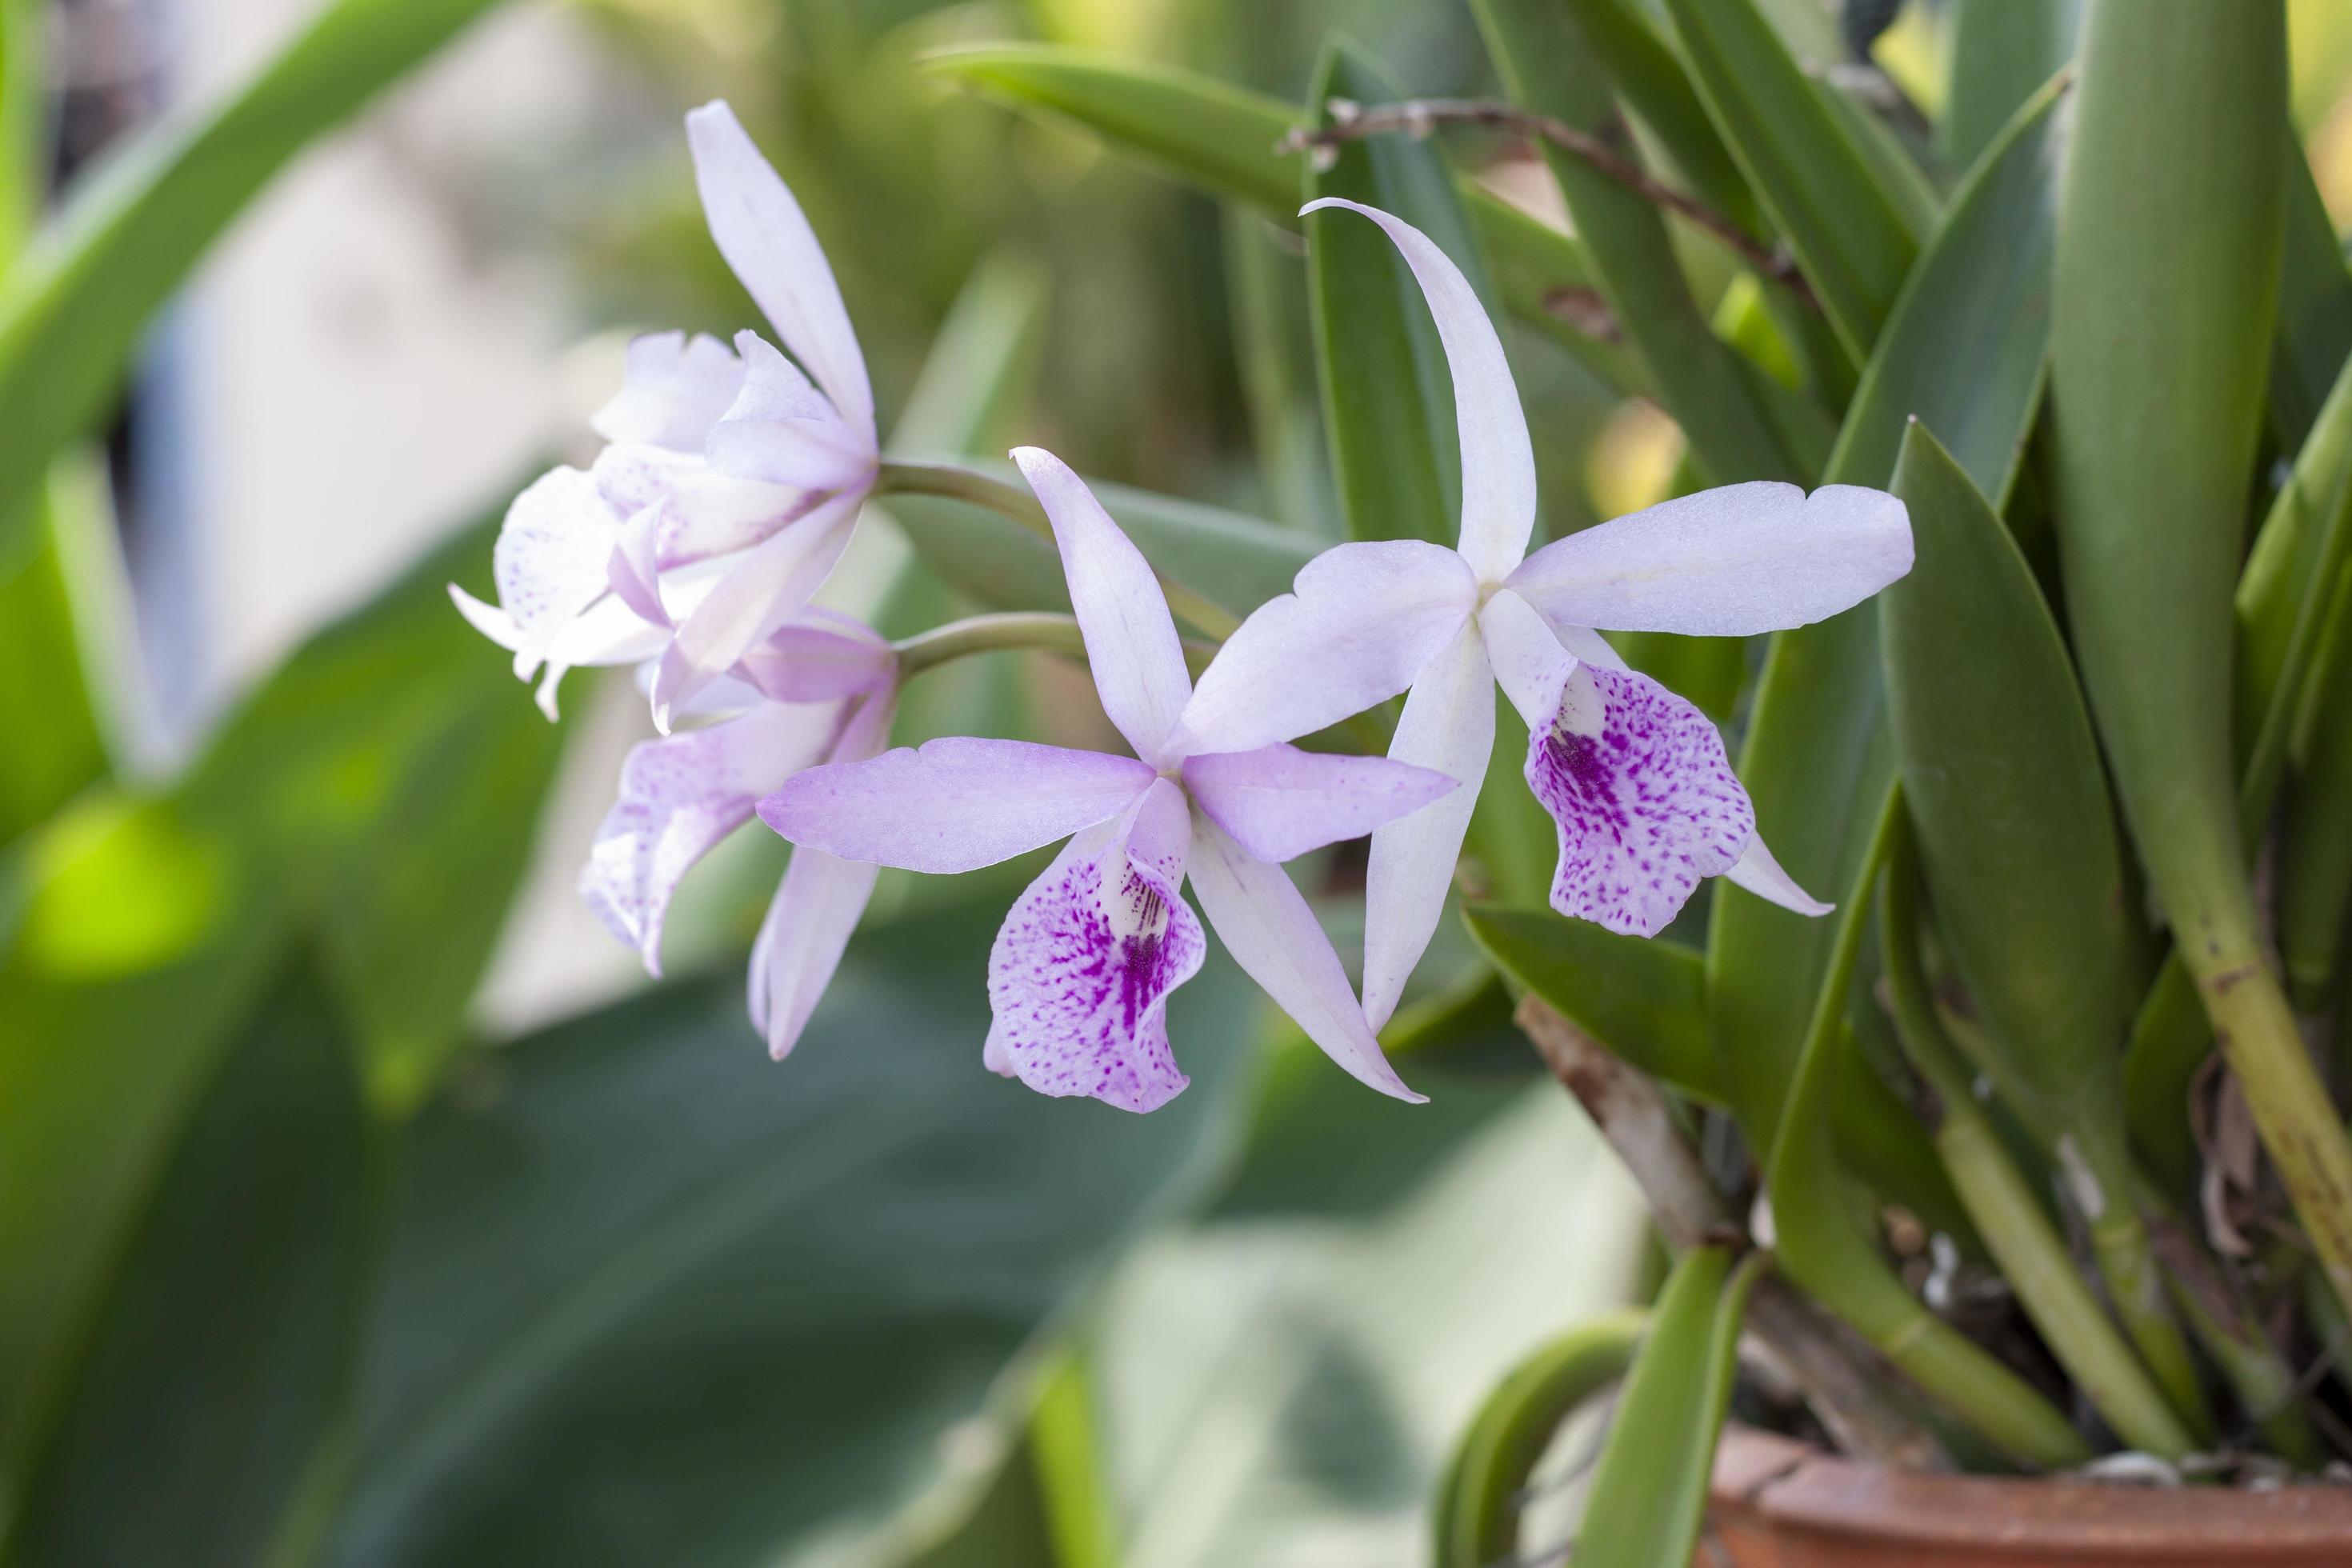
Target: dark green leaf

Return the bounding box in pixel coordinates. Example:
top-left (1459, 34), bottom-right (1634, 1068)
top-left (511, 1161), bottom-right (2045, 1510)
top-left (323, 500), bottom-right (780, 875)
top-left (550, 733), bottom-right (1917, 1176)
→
top-left (0, 0), bottom-right (512, 558)
top-left (0, 499), bottom-right (103, 843)
top-left (2269, 121), bottom-right (2352, 455)
top-left (1463, 903), bottom-right (1716, 1101)
top-left (1304, 38), bottom-right (1481, 545)
top-left (328, 904), bottom-right (1258, 1566)
top-left (10, 960), bottom-right (369, 1568)
top-left (1939, 0), bottom-right (2078, 170)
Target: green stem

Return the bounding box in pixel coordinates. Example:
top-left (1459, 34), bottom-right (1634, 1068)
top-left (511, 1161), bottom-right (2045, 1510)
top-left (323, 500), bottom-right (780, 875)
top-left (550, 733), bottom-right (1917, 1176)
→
top-left (874, 458), bottom-right (1243, 640)
top-left (1882, 848), bottom-right (2195, 1458)
top-left (1765, 784), bottom-right (2089, 1469)
top-left (892, 612), bottom-right (1085, 676)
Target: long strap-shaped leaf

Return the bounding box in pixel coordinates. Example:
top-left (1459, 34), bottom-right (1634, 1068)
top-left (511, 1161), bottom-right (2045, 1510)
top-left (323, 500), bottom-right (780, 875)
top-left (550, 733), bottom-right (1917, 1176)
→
top-left (0, 0), bottom-right (512, 561)
top-left (1659, 0), bottom-right (1922, 362)
top-left (1568, 1248), bottom-right (1762, 1568)
top-left (926, 46), bottom-right (1642, 396)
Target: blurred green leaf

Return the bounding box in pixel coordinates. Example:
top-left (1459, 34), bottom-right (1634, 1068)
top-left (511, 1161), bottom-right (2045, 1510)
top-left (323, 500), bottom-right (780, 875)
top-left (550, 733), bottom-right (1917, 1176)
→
top-left (0, 506), bottom-right (562, 1521)
top-left (10, 959), bottom-right (369, 1568)
top-left (1939, 0), bottom-right (2078, 170)
top-left (2238, 351), bottom-right (2352, 768)
top-left (2280, 586), bottom-right (2352, 1012)
top-left (0, 504), bottom-right (103, 843)
top-left (1463, 905), bottom-right (1716, 1101)
top-left (926, 46), bottom-right (1642, 394)
top-left (1222, 213), bottom-right (1339, 536)
top-left (1660, 0), bottom-right (1922, 362)
top-left (1430, 1311), bottom-right (1642, 1568)
top-left (2270, 121), bottom-right (2352, 456)
top-left (0, 0), bottom-right (513, 560)
top-left (1568, 1247), bottom-right (1756, 1568)
top-left (1476, 0), bottom-right (1809, 486)
top-left (1304, 38), bottom-right (1479, 546)
top-left (328, 904), bottom-right (1258, 1566)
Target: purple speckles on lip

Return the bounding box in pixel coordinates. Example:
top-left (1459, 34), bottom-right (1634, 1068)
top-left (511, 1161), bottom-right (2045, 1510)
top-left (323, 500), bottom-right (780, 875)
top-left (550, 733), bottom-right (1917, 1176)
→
top-left (1523, 663), bottom-right (1754, 938)
top-left (987, 822), bottom-right (1206, 1113)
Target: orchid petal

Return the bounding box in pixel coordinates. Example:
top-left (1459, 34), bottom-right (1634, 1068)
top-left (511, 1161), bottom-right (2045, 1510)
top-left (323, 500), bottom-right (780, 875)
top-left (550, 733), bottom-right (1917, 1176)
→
top-left (1503, 482), bottom-right (1914, 637)
top-left (592, 330), bottom-right (746, 451)
top-left (607, 502), bottom-right (670, 627)
top-left (1722, 833), bottom-right (1834, 918)
top-left (1170, 539), bottom-right (1476, 758)
top-left (759, 737), bottom-right (1154, 874)
top-left (1477, 586), bottom-right (1578, 731)
top-left (1554, 622), bottom-right (1629, 672)
top-left (1014, 446), bottom-right (1193, 765)
top-left (988, 778), bottom-right (1205, 1113)
top-left (738, 615), bottom-right (895, 702)
top-left (1180, 743), bottom-right (1455, 864)
top-left (1300, 198), bottom-right (1536, 580)
top-left (750, 693), bottom-right (896, 1059)
top-left (1525, 662), bottom-right (1753, 938)
top-left (650, 489), bottom-right (860, 731)
top-left (1362, 620), bottom-right (1495, 1032)
top-left (583, 699), bottom-right (844, 976)
top-left (493, 466), bottom-right (623, 671)
top-left (590, 442), bottom-right (804, 569)
top-left (686, 100), bottom-right (875, 444)
top-left (704, 331), bottom-right (876, 490)
top-left (1184, 812), bottom-right (1426, 1104)
top-left (449, 584), bottom-right (522, 650)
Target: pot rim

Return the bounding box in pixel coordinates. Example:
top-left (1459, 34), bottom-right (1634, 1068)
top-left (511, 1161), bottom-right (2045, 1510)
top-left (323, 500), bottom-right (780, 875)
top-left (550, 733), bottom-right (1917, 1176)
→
top-left (1713, 1425), bottom-right (2352, 1553)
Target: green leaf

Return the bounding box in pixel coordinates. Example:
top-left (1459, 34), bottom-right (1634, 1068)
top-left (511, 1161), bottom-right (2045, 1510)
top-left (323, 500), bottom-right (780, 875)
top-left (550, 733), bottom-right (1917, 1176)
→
top-left (1570, 1248), bottom-right (1758, 1568)
top-left (2279, 588), bottom-right (2352, 1011)
top-left (0, 0), bottom-right (512, 559)
top-left (1659, 0), bottom-right (1922, 362)
top-left (1882, 422), bottom-right (2148, 1162)
top-left (327, 904), bottom-right (1259, 1566)
top-left (1430, 1311), bottom-right (1643, 1568)
top-left (1462, 904), bottom-right (1717, 1100)
top-left (1939, 0), bottom-right (2080, 172)
top-left (1474, 0), bottom-right (1809, 486)
top-left (2237, 350), bottom-right (2352, 770)
top-left (2269, 121), bottom-right (2352, 455)
top-left (8, 960), bottom-right (369, 1568)
top-left (0, 499), bottom-right (103, 843)
top-left (923, 46), bottom-right (1641, 394)
top-left (1223, 212), bottom-right (1339, 536)
top-left (1303, 38), bottom-right (1481, 545)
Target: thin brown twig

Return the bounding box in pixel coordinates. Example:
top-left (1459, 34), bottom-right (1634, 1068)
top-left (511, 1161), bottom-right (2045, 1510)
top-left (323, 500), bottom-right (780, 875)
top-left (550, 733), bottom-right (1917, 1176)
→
top-left (1277, 97), bottom-right (1818, 311)
top-left (1515, 995), bottom-right (1950, 1470)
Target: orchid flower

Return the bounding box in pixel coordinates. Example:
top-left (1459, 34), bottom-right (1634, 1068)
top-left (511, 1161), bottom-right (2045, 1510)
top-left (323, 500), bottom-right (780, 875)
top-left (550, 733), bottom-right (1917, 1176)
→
top-left (760, 448), bottom-right (1458, 1113)
top-left (1174, 200), bottom-right (1913, 1030)
top-left (451, 100), bottom-right (878, 727)
top-left (582, 610), bottom-right (897, 1060)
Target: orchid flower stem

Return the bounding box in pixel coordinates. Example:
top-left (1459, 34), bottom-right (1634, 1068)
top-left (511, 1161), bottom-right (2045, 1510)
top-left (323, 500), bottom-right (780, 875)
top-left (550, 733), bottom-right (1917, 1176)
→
top-left (892, 612), bottom-right (1086, 676)
top-left (874, 458), bottom-right (1244, 640)
top-left (1881, 846), bottom-right (2196, 1458)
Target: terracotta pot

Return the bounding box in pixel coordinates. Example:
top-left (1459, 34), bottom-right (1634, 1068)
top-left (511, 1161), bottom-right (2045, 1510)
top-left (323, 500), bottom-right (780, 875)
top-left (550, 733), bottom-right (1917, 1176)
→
top-left (1702, 1427), bottom-right (2352, 1566)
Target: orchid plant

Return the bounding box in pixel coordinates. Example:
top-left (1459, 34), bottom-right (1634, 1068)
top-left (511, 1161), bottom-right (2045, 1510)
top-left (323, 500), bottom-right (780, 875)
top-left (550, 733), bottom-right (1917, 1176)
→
top-left (450, 0), bottom-right (2352, 1556)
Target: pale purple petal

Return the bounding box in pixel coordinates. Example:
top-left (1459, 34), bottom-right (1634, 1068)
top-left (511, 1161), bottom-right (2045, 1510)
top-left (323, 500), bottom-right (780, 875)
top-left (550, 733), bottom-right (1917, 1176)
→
top-left (1300, 198), bottom-right (1535, 581)
top-left (592, 330), bottom-right (746, 450)
top-left (1722, 834), bottom-right (1833, 918)
top-left (1363, 621), bottom-right (1494, 1032)
top-left (759, 736), bottom-right (1154, 874)
top-left (704, 332), bottom-right (876, 490)
top-left (1180, 743), bottom-right (1455, 864)
top-left (738, 615), bottom-right (895, 702)
top-left (494, 466), bottom-right (623, 670)
top-left (1014, 446), bottom-right (1193, 765)
top-left (1185, 813), bottom-right (1426, 1104)
top-left (989, 779), bottom-right (1205, 1113)
top-left (1503, 482), bottom-right (1914, 637)
top-left (450, 584), bottom-right (522, 650)
top-left (686, 100), bottom-right (875, 444)
top-left (583, 699), bottom-right (846, 976)
top-left (1554, 622), bottom-right (1629, 671)
top-left (591, 442), bottom-right (806, 567)
top-left (1476, 586), bottom-right (1578, 730)
top-left (650, 490), bottom-right (860, 731)
top-left (607, 502), bottom-right (670, 627)
top-left (1169, 539), bottom-right (1476, 758)
top-left (750, 693), bottom-right (896, 1059)
top-left (1525, 663), bottom-right (1753, 938)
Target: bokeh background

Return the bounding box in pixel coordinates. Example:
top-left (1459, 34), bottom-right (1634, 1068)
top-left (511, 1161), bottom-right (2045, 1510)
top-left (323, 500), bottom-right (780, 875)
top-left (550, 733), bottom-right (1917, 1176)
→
top-left (8, 0), bottom-right (2352, 1562)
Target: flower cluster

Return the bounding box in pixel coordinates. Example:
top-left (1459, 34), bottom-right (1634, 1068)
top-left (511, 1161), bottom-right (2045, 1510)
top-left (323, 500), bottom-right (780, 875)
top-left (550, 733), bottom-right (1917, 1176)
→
top-left (458, 103), bottom-right (1913, 1110)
